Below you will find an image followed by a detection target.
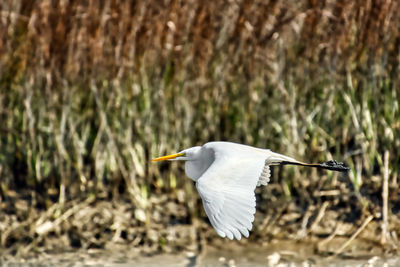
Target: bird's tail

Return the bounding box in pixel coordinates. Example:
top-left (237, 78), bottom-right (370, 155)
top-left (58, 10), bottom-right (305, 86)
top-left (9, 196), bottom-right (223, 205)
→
top-left (266, 151), bottom-right (350, 172)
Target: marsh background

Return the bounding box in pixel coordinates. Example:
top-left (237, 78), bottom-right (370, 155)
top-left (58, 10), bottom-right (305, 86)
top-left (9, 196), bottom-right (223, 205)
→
top-left (0, 0), bottom-right (399, 263)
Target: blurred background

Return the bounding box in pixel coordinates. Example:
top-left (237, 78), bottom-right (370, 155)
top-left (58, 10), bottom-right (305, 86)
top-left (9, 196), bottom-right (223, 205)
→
top-left (0, 0), bottom-right (399, 261)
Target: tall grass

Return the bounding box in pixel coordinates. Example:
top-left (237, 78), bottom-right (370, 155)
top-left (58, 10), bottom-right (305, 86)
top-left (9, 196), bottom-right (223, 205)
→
top-left (0, 0), bottom-right (399, 250)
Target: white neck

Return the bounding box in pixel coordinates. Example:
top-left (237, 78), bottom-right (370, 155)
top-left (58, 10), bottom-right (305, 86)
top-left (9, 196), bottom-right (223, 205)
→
top-left (184, 147), bottom-right (214, 181)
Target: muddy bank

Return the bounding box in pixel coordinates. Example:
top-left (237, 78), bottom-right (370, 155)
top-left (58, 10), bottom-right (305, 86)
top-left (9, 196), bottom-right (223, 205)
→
top-left (1, 241), bottom-right (399, 267)
top-left (1, 189), bottom-right (399, 265)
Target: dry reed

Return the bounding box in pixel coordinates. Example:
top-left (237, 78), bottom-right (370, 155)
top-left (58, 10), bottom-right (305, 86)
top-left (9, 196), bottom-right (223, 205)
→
top-left (0, 0), bottom-right (399, 255)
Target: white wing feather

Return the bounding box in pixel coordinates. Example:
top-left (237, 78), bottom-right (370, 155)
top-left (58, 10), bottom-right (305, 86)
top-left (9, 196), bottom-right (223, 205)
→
top-left (195, 144), bottom-right (268, 240)
top-left (257, 164), bottom-right (271, 186)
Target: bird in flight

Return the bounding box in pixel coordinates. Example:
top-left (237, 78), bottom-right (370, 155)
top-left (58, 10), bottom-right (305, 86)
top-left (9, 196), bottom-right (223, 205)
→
top-left (152, 141), bottom-right (349, 240)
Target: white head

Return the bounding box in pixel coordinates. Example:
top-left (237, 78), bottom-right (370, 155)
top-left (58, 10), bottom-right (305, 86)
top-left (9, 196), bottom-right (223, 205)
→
top-left (152, 146), bottom-right (202, 162)
top-left (152, 145), bottom-right (213, 181)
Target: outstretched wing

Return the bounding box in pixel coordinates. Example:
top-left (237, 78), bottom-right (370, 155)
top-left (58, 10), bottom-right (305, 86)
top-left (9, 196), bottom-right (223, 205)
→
top-left (195, 149), bottom-right (268, 240)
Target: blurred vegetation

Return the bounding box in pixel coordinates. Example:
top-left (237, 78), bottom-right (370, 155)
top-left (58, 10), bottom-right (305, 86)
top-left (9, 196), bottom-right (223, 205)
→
top-left (0, 0), bottom-right (399, 255)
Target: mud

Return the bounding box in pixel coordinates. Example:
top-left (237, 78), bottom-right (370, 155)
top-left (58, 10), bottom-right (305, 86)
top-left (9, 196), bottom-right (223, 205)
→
top-left (1, 240), bottom-right (399, 267)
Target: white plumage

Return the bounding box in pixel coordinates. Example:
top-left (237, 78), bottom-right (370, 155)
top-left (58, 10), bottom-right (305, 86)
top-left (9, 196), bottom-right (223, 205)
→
top-left (152, 141), bottom-right (348, 240)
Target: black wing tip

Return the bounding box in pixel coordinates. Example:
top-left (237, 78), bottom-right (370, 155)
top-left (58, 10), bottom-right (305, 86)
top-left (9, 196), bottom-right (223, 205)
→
top-left (320, 160), bottom-right (351, 172)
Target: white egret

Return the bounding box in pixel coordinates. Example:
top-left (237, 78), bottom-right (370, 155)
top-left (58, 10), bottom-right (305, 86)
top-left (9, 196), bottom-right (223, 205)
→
top-left (152, 141), bottom-right (349, 240)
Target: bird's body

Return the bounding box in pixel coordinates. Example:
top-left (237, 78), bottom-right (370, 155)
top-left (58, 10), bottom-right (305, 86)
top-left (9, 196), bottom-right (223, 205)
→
top-left (183, 142), bottom-right (296, 181)
top-left (153, 141), bottom-right (348, 240)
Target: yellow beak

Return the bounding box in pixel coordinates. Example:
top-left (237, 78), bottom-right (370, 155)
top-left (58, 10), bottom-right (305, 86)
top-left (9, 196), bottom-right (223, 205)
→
top-left (152, 153), bottom-right (185, 162)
